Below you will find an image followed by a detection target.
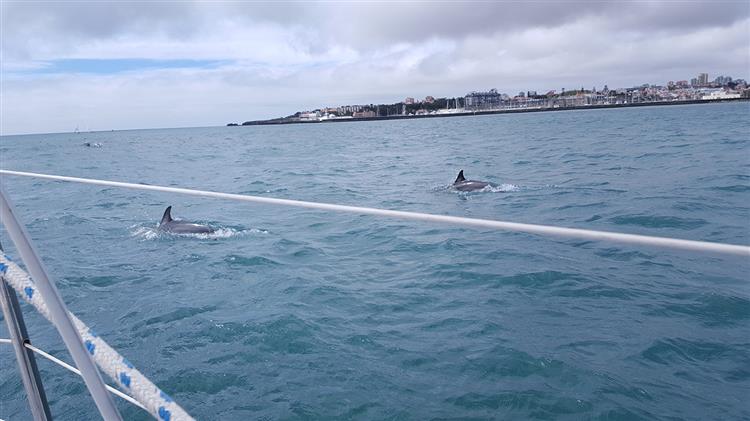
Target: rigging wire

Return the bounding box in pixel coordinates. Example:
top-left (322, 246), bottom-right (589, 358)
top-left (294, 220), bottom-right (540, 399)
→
top-left (1, 169), bottom-right (748, 257)
top-left (0, 338), bottom-right (146, 410)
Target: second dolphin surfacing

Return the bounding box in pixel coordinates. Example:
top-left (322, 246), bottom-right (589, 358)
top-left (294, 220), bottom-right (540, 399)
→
top-left (453, 170), bottom-right (490, 192)
top-left (158, 206), bottom-right (215, 234)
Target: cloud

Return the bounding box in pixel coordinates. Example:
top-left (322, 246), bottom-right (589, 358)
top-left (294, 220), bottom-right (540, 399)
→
top-left (1, 1), bottom-right (748, 134)
top-left (4, 1), bottom-right (748, 62)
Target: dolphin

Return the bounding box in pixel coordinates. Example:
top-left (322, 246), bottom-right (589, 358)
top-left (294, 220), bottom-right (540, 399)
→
top-left (158, 206), bottom-right (215, 234)
top-left (453, 170), bottom-right (490, 192)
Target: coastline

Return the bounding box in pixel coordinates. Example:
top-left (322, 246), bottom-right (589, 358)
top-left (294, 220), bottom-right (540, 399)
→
top-left (237, 97), bottom-right (749, 126)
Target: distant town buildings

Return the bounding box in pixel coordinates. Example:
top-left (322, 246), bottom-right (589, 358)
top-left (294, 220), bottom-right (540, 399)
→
top-left (464, 89), bottom-right (503, 110)
top-left (352, 110), bottom-right (377, 118)
top-left (253, 72), bottom-right (747, 125)
top-left (298, 111), bottom-right (320, 121)
top-left (688, 72), bottom-right (731, 88)
top-left (714, 75), bottom-right (732, 85)
top-left (457, 72), bottom-right (746, 111)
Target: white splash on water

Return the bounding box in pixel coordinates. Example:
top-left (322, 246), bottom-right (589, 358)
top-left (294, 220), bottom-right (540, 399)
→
top-left (131, 226), bottom-right (160, 240)
top-left (130, 225), bottom-right (268, 241)
top-left (436, 183), bottom-right (520, 193)
top-left (482, 183), bottom-right (520, 193)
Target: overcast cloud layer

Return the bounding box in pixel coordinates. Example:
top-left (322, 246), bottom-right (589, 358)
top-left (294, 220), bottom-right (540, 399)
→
top-left (2, 1), bottom-right (749, 135)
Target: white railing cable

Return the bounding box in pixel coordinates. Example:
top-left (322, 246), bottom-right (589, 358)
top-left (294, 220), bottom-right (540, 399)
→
top-left (0, 338), bottom-right (147, 410)
top-left (0, 255), bottom-right (194, 421)
top-left (0, 169), bottom-right (747, 257)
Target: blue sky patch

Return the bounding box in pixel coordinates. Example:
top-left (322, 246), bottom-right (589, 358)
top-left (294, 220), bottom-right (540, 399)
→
top-left (21, 59), bottom-right (227, 75)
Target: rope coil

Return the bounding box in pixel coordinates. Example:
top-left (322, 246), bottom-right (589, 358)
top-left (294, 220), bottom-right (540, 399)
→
top-left (0, 255), bottom-right (194, 421)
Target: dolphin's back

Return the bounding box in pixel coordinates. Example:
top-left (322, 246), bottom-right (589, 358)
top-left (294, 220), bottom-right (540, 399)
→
top-left (453, 170), bottom-right (490, 191)
top-left (454, 180), bottom-right (489, 191)
top-left (163, 221), bottom-right (214, 234)
top-left (158, 206), bottom-right (215, 234)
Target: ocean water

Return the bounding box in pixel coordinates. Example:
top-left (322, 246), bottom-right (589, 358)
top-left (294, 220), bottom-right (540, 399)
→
top-left (0, 102), bottom-right (748, 420)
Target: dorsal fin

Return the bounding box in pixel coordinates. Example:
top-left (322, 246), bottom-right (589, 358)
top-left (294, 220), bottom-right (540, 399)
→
top-left (455, 170), bottom-right (466, 183)
top-left (160, 206), bottom-right (173, 225)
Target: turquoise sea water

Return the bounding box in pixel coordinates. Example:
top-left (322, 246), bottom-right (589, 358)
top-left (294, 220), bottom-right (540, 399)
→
top-left (0, 102), bottom-right (748, 420)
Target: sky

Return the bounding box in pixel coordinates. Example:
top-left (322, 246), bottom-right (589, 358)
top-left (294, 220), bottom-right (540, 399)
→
top-left (1, 1), bottom-right (749, 135)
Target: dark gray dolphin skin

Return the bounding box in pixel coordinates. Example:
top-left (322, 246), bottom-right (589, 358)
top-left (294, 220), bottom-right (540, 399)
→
top-left (453, 170), bottom-right (490, 192)
top-left (158, 206), bottom-right (215, 234)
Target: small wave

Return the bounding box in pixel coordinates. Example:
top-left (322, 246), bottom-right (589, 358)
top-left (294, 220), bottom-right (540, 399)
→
top-left (223, 254), bottom-right (280, 267)
top-left (130, 225), bottom-right (268, 240)
top-left (608, 214), bottom-right (707, 230)
top-left (714, 185), bottom-right (750, 193)
top-left (640, 338), bottom-right (737, 365)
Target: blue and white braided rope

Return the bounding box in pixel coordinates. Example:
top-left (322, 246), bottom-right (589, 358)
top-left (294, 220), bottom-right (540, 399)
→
top-left (0, 254), bottom-right (194, 421)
